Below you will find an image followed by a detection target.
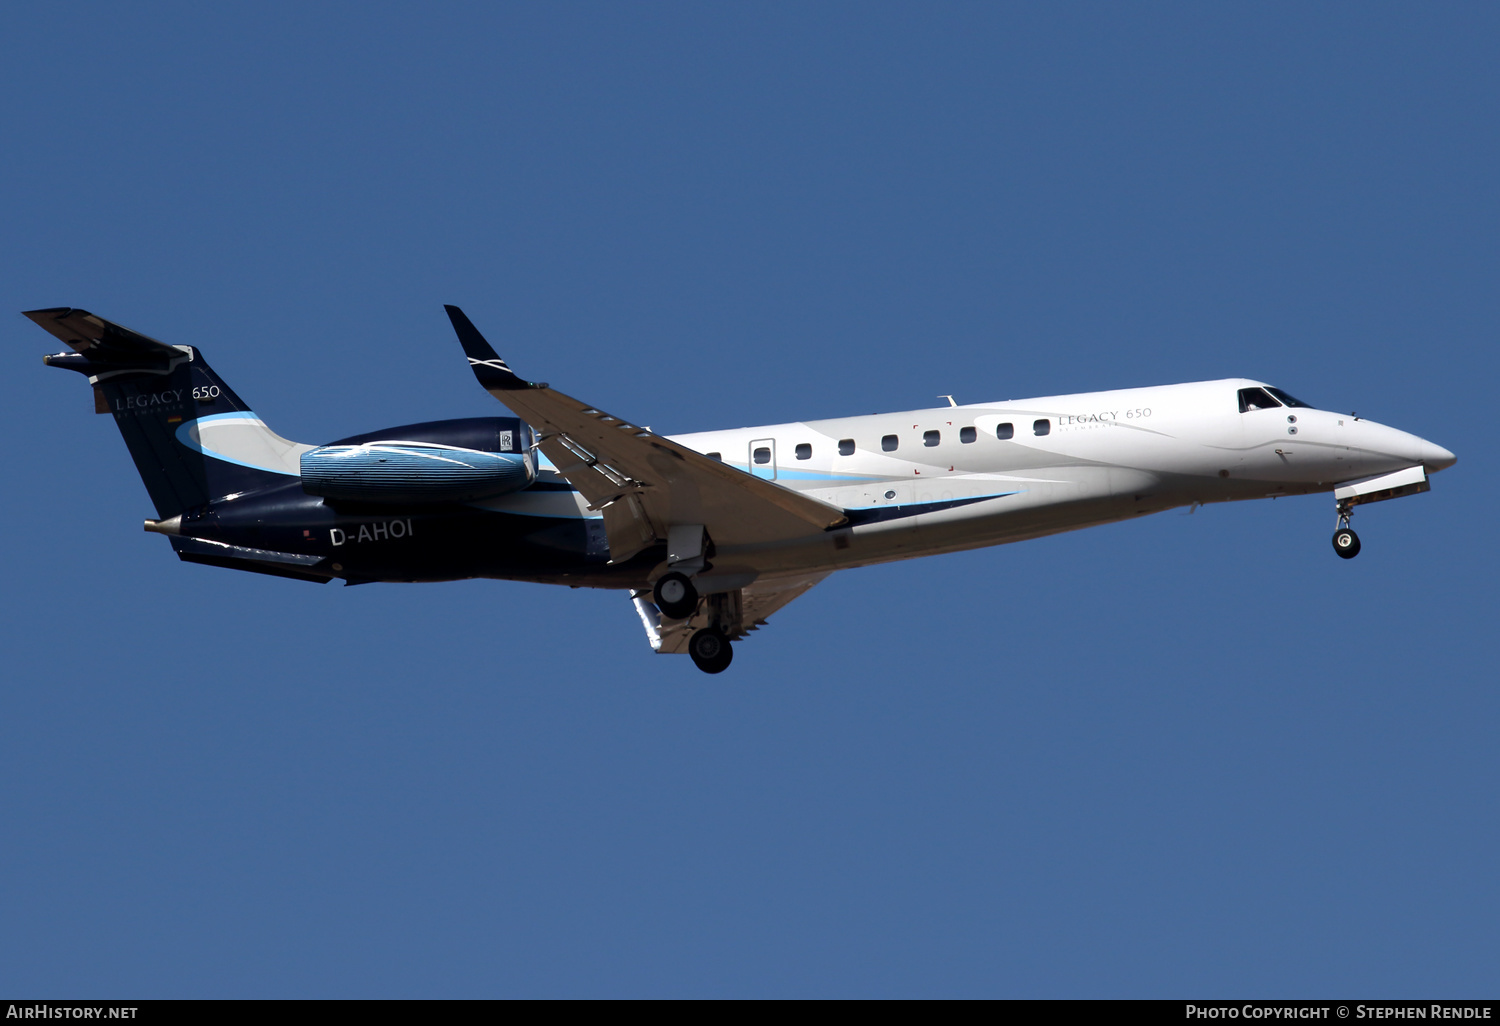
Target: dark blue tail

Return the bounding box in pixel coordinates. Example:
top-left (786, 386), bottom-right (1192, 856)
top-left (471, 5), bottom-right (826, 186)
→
top-left (26, 307), bottom-right (307, 519)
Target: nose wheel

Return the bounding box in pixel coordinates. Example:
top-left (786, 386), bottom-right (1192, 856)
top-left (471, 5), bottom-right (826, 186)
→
top-left (1332, 527), bottom-right (1361, 558)
top-left (1332, 500), bottom-right (1361, 559)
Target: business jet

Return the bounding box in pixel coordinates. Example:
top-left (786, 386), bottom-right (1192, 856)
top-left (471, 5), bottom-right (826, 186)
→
top-left (26, 306), bottom-right (1456, 673)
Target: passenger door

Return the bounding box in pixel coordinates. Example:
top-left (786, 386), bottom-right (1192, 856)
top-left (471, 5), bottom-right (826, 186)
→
top-left (749, 438), bottom-right (776, 480)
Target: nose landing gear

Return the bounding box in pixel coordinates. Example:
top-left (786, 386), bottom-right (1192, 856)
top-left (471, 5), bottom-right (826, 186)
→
top-left (1333, 528), bottom-right (1361, 558)
top-left (1332, 500), bottom-right (1361, 559)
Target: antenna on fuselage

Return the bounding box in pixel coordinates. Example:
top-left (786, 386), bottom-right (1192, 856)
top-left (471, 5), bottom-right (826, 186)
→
top-left (938, 395), bottom-right (958, 408)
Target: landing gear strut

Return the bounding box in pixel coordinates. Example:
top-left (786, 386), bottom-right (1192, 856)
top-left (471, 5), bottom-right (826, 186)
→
top-left (1332, 500), bottom-right (1361, 559)
top-left (653, 571), bottom-right (699, 619)
top-left (688, 627), bottom-right (733, 674)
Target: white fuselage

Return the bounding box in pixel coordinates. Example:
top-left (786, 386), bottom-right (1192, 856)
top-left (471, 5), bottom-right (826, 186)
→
top-left (482, 377), bottom-right (1454, 585)
top-left (633, 378), bottom-right (1452, 580)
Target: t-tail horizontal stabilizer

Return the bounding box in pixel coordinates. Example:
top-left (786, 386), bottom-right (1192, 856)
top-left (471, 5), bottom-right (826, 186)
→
top-left (24, 306), bottom-right (310, 519)
top-left (25, 307), bottom-right (183, 374)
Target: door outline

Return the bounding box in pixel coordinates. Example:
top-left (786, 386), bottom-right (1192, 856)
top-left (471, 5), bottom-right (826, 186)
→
top-left (749, 438), bottom-right (776, 480)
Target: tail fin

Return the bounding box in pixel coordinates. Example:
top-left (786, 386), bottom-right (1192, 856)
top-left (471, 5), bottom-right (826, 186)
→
top-left (25, 307), bottom-right (310, 518)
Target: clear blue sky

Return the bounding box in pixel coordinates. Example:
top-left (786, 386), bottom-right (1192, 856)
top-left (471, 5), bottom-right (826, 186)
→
top-left (2, 2), bottom-right (1495, 998)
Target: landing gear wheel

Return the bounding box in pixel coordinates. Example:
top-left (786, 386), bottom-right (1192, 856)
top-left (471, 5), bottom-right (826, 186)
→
top-left (688, 628), bottom-right (733, 674)
top-left (653, 571), bottom-right (699, 619)
top-left (1332, 528), bottom-right (1361, 559)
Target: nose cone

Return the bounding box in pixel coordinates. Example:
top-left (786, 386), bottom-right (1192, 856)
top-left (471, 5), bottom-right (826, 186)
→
top-left (1419, 438), bottom-right (1457, 472)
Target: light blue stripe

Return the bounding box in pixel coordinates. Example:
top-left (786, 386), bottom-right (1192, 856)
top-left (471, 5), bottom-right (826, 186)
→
top-left (721, 462), bottom-right (884, 483)
top-left (174, 413), bottom-right (299, 475)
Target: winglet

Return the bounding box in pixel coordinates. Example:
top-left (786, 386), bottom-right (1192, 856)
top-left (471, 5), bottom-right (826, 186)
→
top-left (444, 305), bottom-right (542, 391)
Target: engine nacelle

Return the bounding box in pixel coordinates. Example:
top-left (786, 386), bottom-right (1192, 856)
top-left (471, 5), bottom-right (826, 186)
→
top-left (301, 417), bottom-right (535, 503)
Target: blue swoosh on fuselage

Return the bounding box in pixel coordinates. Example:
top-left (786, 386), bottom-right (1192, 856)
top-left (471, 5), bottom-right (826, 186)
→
top-left (838, 492), bottom-right (1020, 527)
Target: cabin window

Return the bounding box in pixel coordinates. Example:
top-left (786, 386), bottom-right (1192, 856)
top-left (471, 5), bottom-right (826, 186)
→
top-left (959, 426), bottom-right (976, 444)
top-left (706, 452), bottom-right (722, 461)
top-left (1265, 387), bottom-right (1314, 409)
top-left (795, 443), bottom-right (812, 460)
top-left (1033, 419), bottom-right (1050, 436)
top-left (996, 423), bottom-right (1014, 440)
top-left (881, 434), bottom-right (899, 452)
top-left (838, 439), bottom-right (855, 456)
top-left (1238, 387), bottom-right (1282, 412)
top-left (753, 446), bottom-right (771, 464)
top-left (923, 430), bottom-right (940, 447)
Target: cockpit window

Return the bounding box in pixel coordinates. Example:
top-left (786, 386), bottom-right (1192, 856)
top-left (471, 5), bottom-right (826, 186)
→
top-left (1265, 387), bottom-right (1314, 409)
top-left (1237, 387), bottom-right (1282, 413)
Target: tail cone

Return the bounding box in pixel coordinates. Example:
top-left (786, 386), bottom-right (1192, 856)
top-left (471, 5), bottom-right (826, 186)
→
top-left (144, 516), bottom-right (182, 536)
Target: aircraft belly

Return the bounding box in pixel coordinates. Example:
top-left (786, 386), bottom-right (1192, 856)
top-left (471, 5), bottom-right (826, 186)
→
top-left (330, 511), bottom-right (617, 583)
top-left (180, 488), bottom-right (624, 585)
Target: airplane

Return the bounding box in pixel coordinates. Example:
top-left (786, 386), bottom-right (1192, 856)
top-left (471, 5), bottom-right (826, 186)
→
top-left (25, 305), bottom-right (1456, 674)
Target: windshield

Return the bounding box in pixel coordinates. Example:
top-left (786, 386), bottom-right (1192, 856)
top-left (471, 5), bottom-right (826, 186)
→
top-left (1237, 387), bottom-right (1282, 413)
top-left (1265, 387), bottom-right (1314, 409)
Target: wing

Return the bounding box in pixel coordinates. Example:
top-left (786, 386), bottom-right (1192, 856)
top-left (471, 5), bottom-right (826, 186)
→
top-left (632, 571), bottom-right (830, 654)
top-left (445, 305), bottom-right (846, 563)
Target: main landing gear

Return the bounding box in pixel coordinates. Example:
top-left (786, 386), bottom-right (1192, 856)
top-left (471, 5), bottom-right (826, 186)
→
top-left (688, 627), bottom-right (733, 674)
top-left (653, 571), bottom-right (699, 620)
top-left (1332, 500), bottom-right (1361, 559)
top-left (651, 565), bottom-right (735, 673)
